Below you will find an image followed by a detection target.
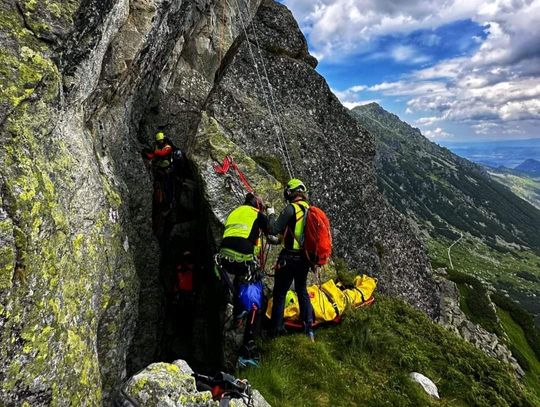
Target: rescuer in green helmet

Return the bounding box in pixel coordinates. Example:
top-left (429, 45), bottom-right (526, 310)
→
top-left (145, 131), bottom-right (174, 169)
top-left (142, 131), bottom-right (182, 234)
top-left (267, 178), bottom-right (314, 341)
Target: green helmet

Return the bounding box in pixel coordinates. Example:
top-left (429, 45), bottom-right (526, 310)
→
top-left (155, 131), bottom-right (165, 141)
top-left (284, 178), bottom-right (307, 201)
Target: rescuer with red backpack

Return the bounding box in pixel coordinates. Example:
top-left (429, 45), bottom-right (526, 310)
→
top-left (268, 178), bottom-right (332, 341)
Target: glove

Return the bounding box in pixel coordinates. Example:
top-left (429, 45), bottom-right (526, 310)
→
top-left (266, 206), bottom-right (275, 216)
top-left (267, 235), bottom-right (280, 245)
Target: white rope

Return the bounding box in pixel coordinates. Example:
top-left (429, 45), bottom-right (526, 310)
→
top-left (231, 0), bottom-right (294, 179)
top-left (242, 0), bottom-right (295, 177)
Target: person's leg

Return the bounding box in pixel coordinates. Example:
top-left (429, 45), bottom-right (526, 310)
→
top-left (293, 259), bottom-right (313, 336)
top-left (230, 262), bottom-right (248, 320)
top-left (270, 257), bottom-right (294, 336)
top-left (240, 305), bottom-right (261, 359)
top-left (164, 170), bottom-right (175, 208)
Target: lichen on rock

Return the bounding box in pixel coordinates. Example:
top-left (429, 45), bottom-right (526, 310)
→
top-left (118, 359), bottom-right (270, 407)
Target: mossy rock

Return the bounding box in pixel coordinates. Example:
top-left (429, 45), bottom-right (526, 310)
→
top-left (122, 362), bottom-right (217, 406)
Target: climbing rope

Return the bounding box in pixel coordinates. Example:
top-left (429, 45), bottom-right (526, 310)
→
top-left (231, 0), bottom-right (294, 179)
top-left (214, 155), bottom-right (254, 193)
top-left (240, 0), bottom-right (295, 178)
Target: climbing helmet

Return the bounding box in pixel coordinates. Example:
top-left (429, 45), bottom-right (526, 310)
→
top-left (284, 178), bottom-right (307, 201)
top-left (155, 131), bottom-right (165, 141)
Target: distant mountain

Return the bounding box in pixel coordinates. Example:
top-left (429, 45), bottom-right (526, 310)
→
top-left (515, 159), bottom-right (540, 176)
top-left (487, 166), bottom-right (540, 210)
top-left (350, 103), bottom-right (540, 253)
top-left (440, 138), bottom-right (540, 168)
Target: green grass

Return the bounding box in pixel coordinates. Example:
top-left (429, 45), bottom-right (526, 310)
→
top-left (446, 269), bottom-right (502, 336)
top-left (428, 237), bottom-right (540, 323)
top-left (429, 238), bottom-right (540, 400)
top-left (497, 307), bottom-right (540, 398)
top-left (242, 297), bottom-right (538, 406)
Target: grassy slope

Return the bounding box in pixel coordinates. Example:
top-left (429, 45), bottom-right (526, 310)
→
top-left (429, 239), bottom-right (540, 398)
top-left (488, 171), bottom-right (540, 210)
top-left (497, 308), bottom-right (540, 399)
top-left (243, 297), bottom-right (539, 406)
top-left (428, 237), bottom-right (540, 325)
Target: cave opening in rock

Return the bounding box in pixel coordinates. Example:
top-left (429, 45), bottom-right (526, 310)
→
top-left (146, 155), bottom-right (227, 374)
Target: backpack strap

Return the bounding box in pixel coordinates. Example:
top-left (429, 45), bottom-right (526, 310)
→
top-left (290, 201), bottom-right (308, 250)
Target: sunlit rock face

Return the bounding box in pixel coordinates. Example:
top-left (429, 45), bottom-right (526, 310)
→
top-left (205, 0), bottom-right (440, 316)
top-left (0, 0), bottom-right (440, 404)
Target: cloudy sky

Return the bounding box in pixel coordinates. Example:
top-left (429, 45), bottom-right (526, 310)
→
top-left (282, 0), bottom-right (540, 142)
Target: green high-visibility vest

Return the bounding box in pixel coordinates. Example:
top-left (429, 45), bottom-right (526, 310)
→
top-left (222, 205), bottom-right (261, 256)
top-left (291, 201), bottom-right (309, 250)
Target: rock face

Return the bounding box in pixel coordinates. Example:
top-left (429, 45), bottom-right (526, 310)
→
top-left (116, 359), bottom-right (270, 407)
top-left (203, 0), bottom-right (440, 317)
top-left (1, 0), bottom-right (441, 404)
top-left (437, 276), bottom-right (525, 377)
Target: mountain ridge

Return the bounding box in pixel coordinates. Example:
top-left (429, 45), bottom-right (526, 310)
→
top-left (515, 159), bottom-right (540, 176)
top-left (351, 103), bottom-right (540, 253)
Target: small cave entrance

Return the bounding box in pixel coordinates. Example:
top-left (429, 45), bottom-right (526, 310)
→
top-left (149, 155), bottom-right (227, 373)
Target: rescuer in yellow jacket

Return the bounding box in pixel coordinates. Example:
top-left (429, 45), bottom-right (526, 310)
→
top-left (219, 193), bottom-right (272, 364)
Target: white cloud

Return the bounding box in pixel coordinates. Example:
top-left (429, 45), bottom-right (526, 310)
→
top-left (342, 100), bottom-right (380, 109)
top-left (332, 85), bottom-right (379, 108)
top-left (423, 127), bottom-right (454, 139)
top-left (350, 85), bottom-right (367, 92)
top-left (284, 0), bottom-right (486, 59)
top-left (369, 80), bottom-right (449, 96)
top-left (390, 45), bottom-right (430, 64)
top-left (416, 116), bottom-right (440, 126)
top-left (285, 0), bottom-right (540, 139)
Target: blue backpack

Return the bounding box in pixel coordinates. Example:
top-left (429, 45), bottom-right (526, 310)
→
top-left (238, 281), bottom-right (264, 312)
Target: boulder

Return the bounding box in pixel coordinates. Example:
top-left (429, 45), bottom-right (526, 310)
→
top-left (116, 360), bottom-right (270, 407)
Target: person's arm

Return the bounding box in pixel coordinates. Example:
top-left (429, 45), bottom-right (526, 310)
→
top-left (258, 212), bottom-right (270, 236)
top-left (268, 204), bottom-right (295, 235)
top-left (153, 144), bottom-right (173, 156)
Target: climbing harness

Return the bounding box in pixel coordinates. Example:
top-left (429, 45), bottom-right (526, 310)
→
top-left (213, 156), bottom-right (273, 274)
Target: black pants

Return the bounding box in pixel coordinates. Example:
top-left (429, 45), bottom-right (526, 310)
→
top-left (220, 257), bottom-right (261, 357)
top-left (270, 252), bottom-right (313, 334)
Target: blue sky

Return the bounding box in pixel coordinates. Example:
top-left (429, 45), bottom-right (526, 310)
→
top-left (282, 0), bottom-right (540, 142)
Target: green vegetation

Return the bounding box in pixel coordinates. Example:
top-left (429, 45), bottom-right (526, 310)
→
top-left (351, 103), bottom-right (540, 254)
top-left (428, 238), bottom-right (540, 323)
top-left (488, 169), bottom-right (540, 210)
top-left (333, 257), bottom-right (357, 286)
top-left (430, 243), bottom-right (540, 397)
top-left (243, 297), bottom-right (538, 406)
top-left (497, 308), bottom-right (540, 398)
top-left (445, 269), bottom-right (502, 336)
top-left (492, 294), bottom-right (540, 361)
top-left (252, 155), bottom-right (289, 185)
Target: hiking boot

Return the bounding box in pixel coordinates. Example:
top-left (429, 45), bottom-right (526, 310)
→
top-left (237, 356), bottom-right (260, 369)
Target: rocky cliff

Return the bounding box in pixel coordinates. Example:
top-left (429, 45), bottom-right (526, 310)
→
top-left (0, 0), bottom-right (440, 404)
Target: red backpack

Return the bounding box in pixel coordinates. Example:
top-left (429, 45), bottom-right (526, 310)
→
top-left (302, 206), bottom-right (332, 266)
